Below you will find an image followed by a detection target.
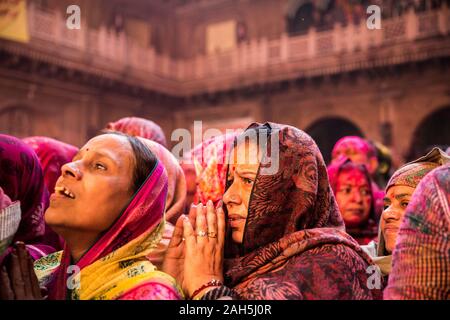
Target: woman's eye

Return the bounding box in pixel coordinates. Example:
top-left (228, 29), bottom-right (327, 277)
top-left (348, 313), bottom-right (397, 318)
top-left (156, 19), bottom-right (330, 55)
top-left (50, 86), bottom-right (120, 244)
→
top-left (361, 189), bottom-right (370, 196)
top-left (243, 177), bottom-right (254, 185)
top-left (95, 163), bottom-right (106, 170)
top-left (401, 201), bottom-right (409, 208)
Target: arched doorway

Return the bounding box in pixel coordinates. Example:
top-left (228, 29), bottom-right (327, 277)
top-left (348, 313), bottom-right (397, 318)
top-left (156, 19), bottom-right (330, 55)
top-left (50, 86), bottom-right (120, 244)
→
top-left (406, 106), bottom-right (450, 162)
top-left (305, 117), bottom-right (364, 164)
top-left (0, 106), bottom-right (34, 137)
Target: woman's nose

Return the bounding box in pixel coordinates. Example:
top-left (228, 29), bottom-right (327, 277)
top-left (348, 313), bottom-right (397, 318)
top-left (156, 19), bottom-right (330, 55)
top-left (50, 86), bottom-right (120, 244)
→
top-left (61, 162), bottom-right (82, 180)
top-left (382, 207), bottom-right (400, 221)
top-left (223, 182), bottom-right (241, 205)
top-left (351, 190), bottom-right (363, 203)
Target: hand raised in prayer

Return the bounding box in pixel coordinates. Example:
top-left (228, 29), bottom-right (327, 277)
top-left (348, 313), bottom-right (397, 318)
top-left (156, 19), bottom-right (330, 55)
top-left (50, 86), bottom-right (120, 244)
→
top-left (0, 242), bottom-right (42, 300)
top-left (162, 203), bottom-right (198, 291)
top-left (182, 200), bottom-right (225, 298)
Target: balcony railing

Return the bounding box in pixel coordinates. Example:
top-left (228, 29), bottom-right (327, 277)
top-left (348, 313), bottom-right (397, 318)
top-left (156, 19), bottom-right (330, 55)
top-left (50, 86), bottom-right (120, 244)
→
top-left (4, 3), bottom-right (450, 95)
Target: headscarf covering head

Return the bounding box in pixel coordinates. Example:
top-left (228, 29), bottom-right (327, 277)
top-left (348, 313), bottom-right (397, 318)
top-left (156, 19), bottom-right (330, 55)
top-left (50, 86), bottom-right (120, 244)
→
top-left (23, 136), bottom-right (78, 194)
top-left (0, 134), bottom-right (48, 243)
top-left (225, 122), bottom-right (344, 256)
top-left (386, 147), bottom-right (450, 191)
top-left (331, 136), bottom-right (378, 173)
top-left (377, 147), bottom-right (450, 258)
top-left (327, 157), bottom-right (378, 226)
top-left (106, 117), bottom-right (167, 147)
top-left (223, 123), bottom-right (379, 300)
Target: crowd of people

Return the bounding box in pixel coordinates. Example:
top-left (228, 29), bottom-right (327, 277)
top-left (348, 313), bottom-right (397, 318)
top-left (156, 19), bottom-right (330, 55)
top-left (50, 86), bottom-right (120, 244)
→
top-left (0, 116), bottom-right (449, 300)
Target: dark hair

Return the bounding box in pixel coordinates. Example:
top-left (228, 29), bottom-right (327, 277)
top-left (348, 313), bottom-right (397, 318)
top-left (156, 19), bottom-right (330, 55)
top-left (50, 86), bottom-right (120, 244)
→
top-left (103, 131), bottom-right (157, 193)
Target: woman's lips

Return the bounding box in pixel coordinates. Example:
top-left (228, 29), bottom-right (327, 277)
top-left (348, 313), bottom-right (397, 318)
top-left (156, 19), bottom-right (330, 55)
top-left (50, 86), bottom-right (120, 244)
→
top-left (228, 214), bottom-right (245, 228)
top-left (383, 226), bottom-right (399, 234)
top-left (345, 208), bottom-right (364, 215)
top-left (50, 192), bottom-right (70, 202)
top-left (53, 186), bottom-right (76, 199)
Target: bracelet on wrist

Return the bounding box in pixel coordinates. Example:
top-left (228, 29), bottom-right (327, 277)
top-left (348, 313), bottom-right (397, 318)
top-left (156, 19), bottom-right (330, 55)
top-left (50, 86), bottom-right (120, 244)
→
top-left (190, 279), bottom-right (223, 300)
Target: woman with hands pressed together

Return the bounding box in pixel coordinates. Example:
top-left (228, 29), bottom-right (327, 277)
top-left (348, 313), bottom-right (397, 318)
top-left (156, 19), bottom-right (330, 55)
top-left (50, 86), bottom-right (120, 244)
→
top-left (163, 200), bottom-right (230, 300)
top-left (165, 122), bottom-right (381, 300)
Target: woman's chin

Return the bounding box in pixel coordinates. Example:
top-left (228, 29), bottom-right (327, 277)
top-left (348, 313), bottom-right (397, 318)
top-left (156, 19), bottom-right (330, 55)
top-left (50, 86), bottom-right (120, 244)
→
top-left (45, 208), bottom-right (65, 229)
top-left (343, 215), bottom-right (367, 228)
top-left (231, 230), bottom-right (244, 244)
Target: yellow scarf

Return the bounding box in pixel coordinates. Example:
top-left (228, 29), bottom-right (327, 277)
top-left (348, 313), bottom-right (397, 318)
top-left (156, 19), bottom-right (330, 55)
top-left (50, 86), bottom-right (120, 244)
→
top-left (35, 221), bottom-right (184, 300)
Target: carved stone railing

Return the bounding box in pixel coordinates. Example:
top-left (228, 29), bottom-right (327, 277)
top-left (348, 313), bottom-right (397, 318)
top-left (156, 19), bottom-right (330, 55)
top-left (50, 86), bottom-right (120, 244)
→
top-left (2, 3), bottom-right (449, 96)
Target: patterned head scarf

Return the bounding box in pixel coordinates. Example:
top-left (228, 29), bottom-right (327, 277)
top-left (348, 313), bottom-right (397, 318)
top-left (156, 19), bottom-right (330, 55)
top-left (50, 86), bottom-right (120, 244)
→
top-left (386, 148), bottom-right (450, 192)
top-left (376, 147), bottom-right (450, 259)
top-left (23, 136), bottom-right (79, 194)
top-left (0, 134), bottom-right (48, 244)
top-left (384, 164), bottom-right (450, 300)
top-left (223, 123), bottom-right (378, 299)
top-left (106, 117), bottom-right (167, 147)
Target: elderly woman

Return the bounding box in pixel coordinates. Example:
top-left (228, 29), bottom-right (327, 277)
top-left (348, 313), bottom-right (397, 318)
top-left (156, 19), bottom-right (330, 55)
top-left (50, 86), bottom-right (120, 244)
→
top-left (362, 148), bottom-right (449, 280)
top-left (384, 164), bottom-right (450, 299)
top-left (1, 133), bottom-right (182, 300)
top-left (165, 123), bottom-right (381, 300)
top-left (328, 159), bottom-right (379, 245)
